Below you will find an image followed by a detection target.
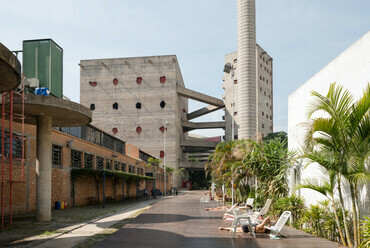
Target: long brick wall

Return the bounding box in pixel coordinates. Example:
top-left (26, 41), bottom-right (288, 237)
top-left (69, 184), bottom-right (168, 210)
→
top-left (0, 122), bottom-right (172, 215)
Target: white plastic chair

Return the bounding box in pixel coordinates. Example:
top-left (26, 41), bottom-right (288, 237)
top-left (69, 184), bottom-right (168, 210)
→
top-left (258, 199), bottom-right (272, 216)
top-left (246, 198), bottom-right (254, 207)
top-left (231, 208), bottom-right (256, 238)
top-left (225, 203), bottom-right (239, 214)
top-left (200, 197), bottom-right (210, 209)
top-left (265, 211), bottom-right (291, 238)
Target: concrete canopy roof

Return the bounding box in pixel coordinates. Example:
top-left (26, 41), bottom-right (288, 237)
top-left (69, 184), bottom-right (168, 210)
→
top-left (11, 94), bottom-right (92, 127)
top-left (0, 43), bottom-right (21, 93)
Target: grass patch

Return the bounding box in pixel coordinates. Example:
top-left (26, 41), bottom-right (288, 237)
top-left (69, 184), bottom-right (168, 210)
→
top-left (74, 206), bottom-right (151, 248)
top-left (40, 230), bottom-right (60, 236)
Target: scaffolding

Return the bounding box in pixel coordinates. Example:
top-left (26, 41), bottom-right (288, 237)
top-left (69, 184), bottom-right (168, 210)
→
top-left (1, 77), bottom-right (25, 230)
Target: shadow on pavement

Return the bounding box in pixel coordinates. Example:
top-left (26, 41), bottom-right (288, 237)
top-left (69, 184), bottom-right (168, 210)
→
top-left (93, 228), bottom-right (260, 248)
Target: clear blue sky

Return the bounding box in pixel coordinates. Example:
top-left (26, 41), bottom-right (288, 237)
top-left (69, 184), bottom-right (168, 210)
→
top-left (1, 0), bottom-right (369, 136)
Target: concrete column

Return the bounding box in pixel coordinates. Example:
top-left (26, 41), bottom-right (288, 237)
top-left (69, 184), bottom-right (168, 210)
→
top-left (36, 115), bottom-right (52, 222)
top-left (237, 0), bottom-right (257, 139)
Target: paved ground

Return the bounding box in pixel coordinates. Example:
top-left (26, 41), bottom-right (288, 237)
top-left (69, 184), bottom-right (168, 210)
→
top-left (3, 198), bottom-right (161, 248)
top-left (32, 199), bottom-right (158, 248)
top-left (94, 191), bottom-right (341, 248)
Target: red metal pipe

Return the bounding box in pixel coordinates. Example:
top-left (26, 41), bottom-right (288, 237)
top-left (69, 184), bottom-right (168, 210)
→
top-left (9, 91), bottom-right (14, 227)
top-left (1, 93), bottom-right (6, 230)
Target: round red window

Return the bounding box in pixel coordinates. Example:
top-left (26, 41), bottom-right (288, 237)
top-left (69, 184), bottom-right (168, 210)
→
top-left (160, 151), bottom-right (165, 158)
top-left (136, 77), bottom-right (142, 84)
top-left (112, 128), bottom-right (118, 134)
top-left (136, 126), bottom-right (142, 134)
top-left (89, 81), bottom-right (97, 87)
top-left (113, 78), bottom-right (118, 85)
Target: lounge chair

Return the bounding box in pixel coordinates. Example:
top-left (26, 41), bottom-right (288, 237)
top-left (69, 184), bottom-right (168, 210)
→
top-left (225, 203), bottom-right (239, 214)
top-left (265, 211), bottom-right (291, 239)
top-left (251, 199), bottom-right (272, 224)
top-left (231, 208), bottom-right (256, 238)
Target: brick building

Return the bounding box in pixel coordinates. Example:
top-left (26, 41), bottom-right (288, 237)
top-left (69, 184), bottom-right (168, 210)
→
top-left (0, 121), bottom-right (171, 215)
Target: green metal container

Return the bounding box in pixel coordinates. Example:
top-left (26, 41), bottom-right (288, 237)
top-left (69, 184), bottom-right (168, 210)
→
top-left (23, 39), bottom-right (63, 98)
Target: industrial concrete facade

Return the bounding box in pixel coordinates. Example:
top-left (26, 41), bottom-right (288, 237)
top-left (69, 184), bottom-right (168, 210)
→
top-left (288, 31), bottom-right (370, 216)
top-left (223, 45), bottom-right (273, 141)
top-left (80, 55), bottom-right (189, 187)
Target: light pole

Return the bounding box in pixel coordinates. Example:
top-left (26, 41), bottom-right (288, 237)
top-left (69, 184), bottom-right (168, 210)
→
top-left (224, 62), bottom-right (235, 206)
top-left (163, 121), bottom-right (170, 195)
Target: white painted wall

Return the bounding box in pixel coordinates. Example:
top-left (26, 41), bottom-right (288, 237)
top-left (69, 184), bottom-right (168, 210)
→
top-left (288, 31), bottom-right (370, 216)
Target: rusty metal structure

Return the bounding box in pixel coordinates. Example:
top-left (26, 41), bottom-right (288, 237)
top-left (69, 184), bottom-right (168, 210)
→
top-left (0, 43), bottom-right (24, 229)
top-left (1, 83), bottom-right (25, 229)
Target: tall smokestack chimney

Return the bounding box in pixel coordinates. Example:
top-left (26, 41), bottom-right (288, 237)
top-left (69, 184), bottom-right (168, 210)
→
top-left (237, 0), bottom-right (257, 139)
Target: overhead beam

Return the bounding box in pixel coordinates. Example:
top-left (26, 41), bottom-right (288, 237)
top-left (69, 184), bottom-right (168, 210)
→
top-left (179, 161), bottom-right (206, 169)
top-left (183, 147), bottom-right (215, 153)
top-left (177, 86), bottom-right (224, 107)
top-left (182, 120), bottom-right (225, 132)
top-left (180, 139), bottom-right (219, 148)
top-left (187, 105), bottom-right (223, 120)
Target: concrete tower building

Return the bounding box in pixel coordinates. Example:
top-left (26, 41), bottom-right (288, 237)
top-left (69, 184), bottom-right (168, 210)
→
top-left (223, 45), bottom-right (273, 141)
top-left (80, 55), bottom-right (188, 187)
top-left (237, 0), bottom-right (257, 139)
top-left (80, 55), bottom-right (225, 186)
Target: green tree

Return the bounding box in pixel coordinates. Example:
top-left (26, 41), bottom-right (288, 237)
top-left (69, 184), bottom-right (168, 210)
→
top-left (302, 83), bottom-right (370, 247)
top-left (295, 166), bottom-right (347, 246)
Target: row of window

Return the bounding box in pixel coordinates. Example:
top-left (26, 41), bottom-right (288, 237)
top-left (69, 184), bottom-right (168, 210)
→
top-left (261, 124), bottom-right (273, 130)
top-left (259, 87), bottom-right (271, 99)
top-left (52, 145), bottom-right (145, 175)
top-left (259, 75), bottom-right (270, 84)
top-left (259, 63), bottom-right (270, 74)
top-left (55, 125), bottom-right (125, 155)
top-left (90, 101), bottom-right (167, 111)
top-left (88, 76), bottom-right (167, 87)
top-left (261, 112), bottom-right (273, 120)
top-left (259, 54), bottom-right (269, 65)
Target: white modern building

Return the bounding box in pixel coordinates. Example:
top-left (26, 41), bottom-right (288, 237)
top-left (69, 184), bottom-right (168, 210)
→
top-left (288, 31), bottom-right (370, 216)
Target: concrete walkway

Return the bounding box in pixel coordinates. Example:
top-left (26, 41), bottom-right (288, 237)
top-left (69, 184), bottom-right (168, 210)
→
top-left (93, 191), bottom-right (342, 248)
top-left (18, 198), bottom-right (161, 248)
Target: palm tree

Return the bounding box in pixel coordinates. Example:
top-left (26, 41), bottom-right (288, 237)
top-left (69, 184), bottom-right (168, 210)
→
top-left (205, 140), bottom-right (237, 201)
top-left (295, 162), bottom-right (347, 246)
top-left (302, 83), bottom-right (370, 247)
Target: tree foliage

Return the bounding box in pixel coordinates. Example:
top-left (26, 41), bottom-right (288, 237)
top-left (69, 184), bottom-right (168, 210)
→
top-left (205, 134), bottom-right (292, 205)
top-left (297, 83), bottom-right (370, 247)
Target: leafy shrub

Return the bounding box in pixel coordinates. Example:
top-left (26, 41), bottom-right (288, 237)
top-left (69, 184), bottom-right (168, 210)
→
top-left (300, 200), bottom-right (350, 243)
top-left (359, 216), bottom-right (370, 248)
top-left (272, 195), bottom-right (305, 228)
